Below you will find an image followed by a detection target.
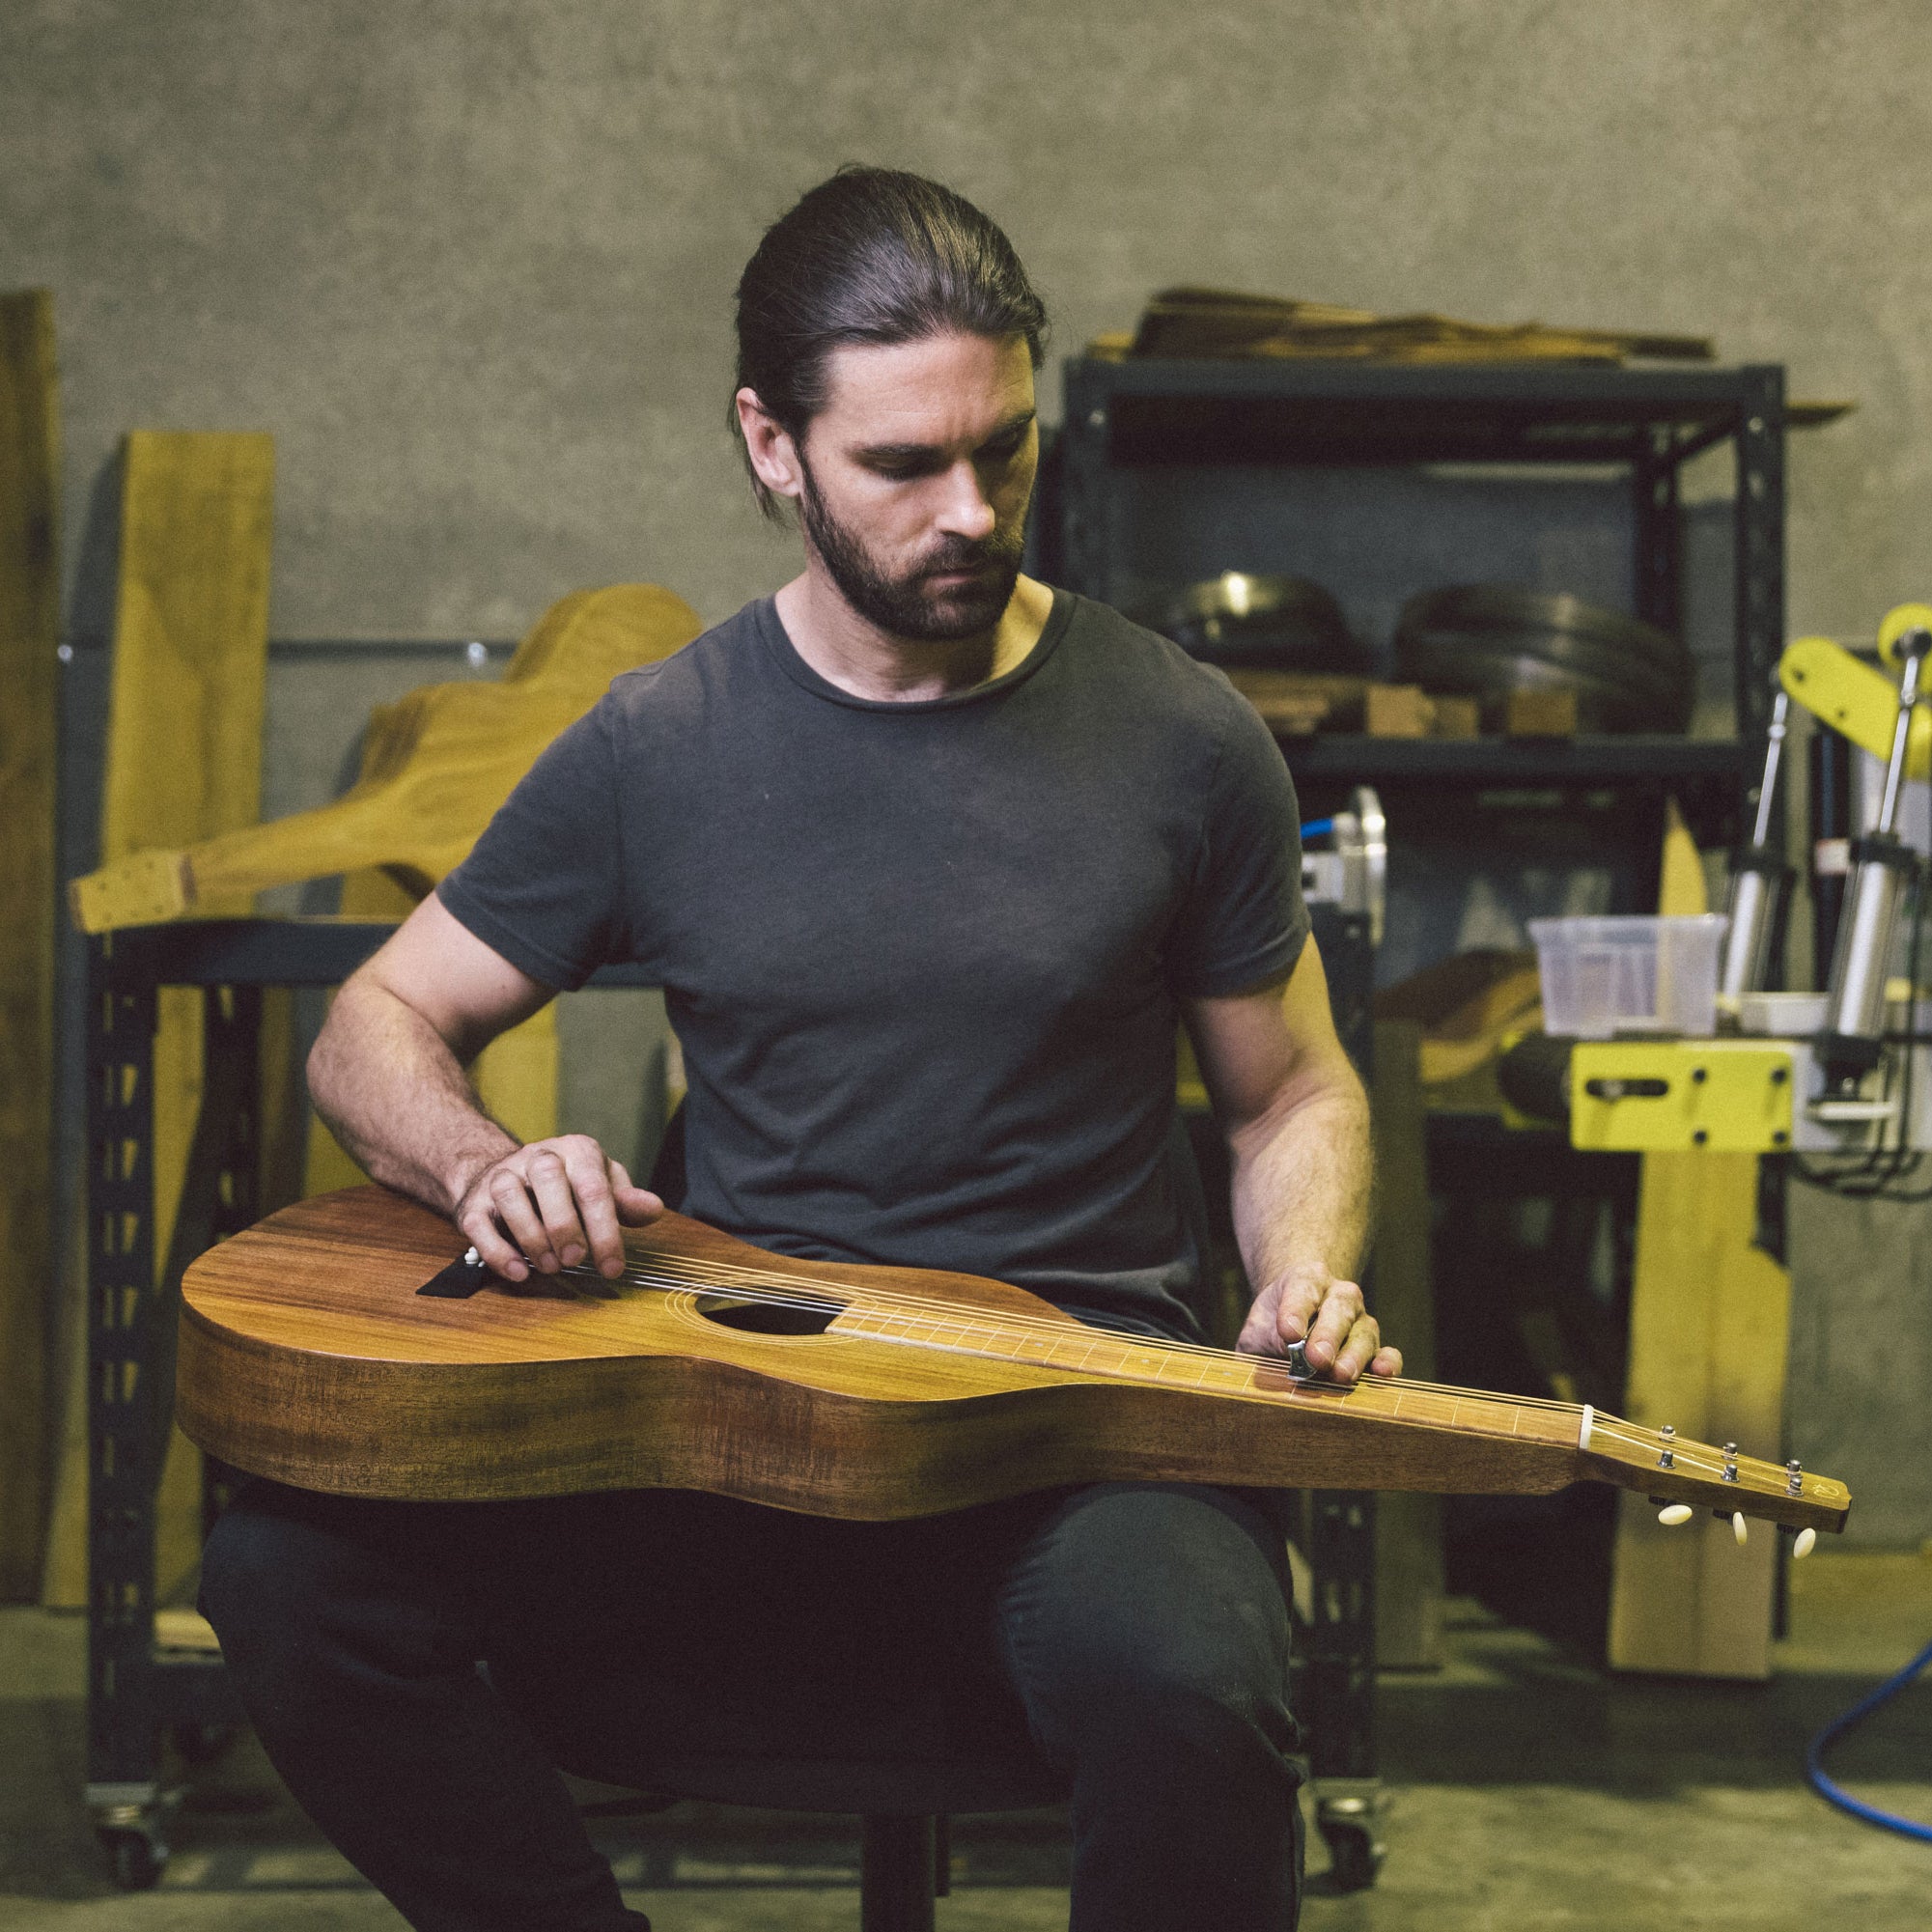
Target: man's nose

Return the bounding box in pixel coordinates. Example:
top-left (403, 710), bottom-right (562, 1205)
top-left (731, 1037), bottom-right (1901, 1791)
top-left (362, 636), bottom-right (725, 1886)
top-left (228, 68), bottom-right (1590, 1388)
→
top-left (934, 459), bottom-right (997, 541)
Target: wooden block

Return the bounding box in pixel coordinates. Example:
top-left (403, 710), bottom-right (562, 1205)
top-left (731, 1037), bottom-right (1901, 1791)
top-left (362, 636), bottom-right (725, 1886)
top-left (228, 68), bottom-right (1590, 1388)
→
top-left (1429, 694), bottom-right (1480, 740)
top-left (0, 290), bottom-right (60, 1601)
top-left (1371, 1020), bottom-right (1443, 1668)
top-left (1222, 669), bottom-right (1365, 734)
top-left (1608, 801), bottom-right (1787, 1678)
top-left (1365, 684), bottom-right (1434, 738)
top-left (1503, 688), bottom-right (1578, 739)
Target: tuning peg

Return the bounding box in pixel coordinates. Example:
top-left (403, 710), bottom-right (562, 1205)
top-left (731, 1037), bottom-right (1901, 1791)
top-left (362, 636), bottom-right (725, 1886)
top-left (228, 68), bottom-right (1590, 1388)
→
top-left (1732, 1512), bottom-right (1748, 1546)
top-left (1793, 1526), bottom-right (1817, 1559)
top-left (1657, 1503), bottom-right (1693, 1526)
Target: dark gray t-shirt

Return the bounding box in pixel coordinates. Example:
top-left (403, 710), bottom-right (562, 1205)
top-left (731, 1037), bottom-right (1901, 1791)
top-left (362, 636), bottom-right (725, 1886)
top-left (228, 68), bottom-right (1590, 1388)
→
top-left (438, 589), bottom-right (1308, 1337)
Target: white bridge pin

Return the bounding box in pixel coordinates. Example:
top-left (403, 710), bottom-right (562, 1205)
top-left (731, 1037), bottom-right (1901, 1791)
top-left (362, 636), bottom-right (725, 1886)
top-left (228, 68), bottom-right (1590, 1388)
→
top-left (1793, 1526), bottom-right (1817, 1559)
top-left (1657, 1503), bottom-right (1694, 1526)
top-left (1732, 1512), bottom-right (1749, 1547)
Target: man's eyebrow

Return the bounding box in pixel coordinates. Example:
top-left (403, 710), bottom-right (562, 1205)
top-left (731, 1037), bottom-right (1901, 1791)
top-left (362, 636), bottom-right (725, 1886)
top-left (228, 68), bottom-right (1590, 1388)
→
top-left (852, 409), bottom-right (1037, 462)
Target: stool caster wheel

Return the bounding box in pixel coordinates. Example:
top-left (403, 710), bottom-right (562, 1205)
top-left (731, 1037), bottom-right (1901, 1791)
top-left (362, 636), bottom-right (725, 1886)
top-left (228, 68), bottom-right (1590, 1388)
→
top-left (1315, 1782), bottom-right (1385, 1892)
top-left (100, 1824), bottom-right (168, 1890)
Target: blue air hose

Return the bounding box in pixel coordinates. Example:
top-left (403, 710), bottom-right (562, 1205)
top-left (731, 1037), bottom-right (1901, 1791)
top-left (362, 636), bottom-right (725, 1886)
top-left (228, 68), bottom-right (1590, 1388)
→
top-left (1805, 1637), bottom-right (1932, 1841)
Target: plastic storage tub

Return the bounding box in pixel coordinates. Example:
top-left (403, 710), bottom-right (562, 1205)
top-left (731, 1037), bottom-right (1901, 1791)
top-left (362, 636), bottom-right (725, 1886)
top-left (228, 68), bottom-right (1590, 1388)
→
top-left (1527, 914), bottom-right (1730, 1039)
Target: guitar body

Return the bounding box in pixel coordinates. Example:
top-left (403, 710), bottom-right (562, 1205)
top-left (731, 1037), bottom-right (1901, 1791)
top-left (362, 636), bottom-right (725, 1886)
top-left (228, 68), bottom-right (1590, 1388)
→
top-left (179, 1188), bottom-right (1849, 1535)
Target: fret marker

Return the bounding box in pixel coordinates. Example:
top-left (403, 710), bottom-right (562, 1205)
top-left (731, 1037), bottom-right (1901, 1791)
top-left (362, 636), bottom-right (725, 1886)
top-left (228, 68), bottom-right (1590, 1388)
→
top-left (1657, 1503), bottom-right (1693, 1526)
top-left (1793, 1526), bottom-right (1817, 1559)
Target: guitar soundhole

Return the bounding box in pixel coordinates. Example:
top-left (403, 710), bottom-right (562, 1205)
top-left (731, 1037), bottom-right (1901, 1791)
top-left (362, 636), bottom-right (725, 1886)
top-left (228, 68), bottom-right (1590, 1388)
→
top-left (693, 1294), bottom-right (842, 1337)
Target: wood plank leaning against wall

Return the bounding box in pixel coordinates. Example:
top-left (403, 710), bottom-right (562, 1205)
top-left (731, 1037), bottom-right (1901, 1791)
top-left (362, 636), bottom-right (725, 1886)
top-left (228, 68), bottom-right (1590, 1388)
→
top-left (41, 431), bottom-right (275, 1609)
top-left (0, 290), bottom-right (60, 1603)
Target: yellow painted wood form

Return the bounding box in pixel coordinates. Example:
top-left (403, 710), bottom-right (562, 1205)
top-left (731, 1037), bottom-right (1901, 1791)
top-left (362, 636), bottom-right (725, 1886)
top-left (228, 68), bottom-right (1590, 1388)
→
top-left (70, 583), bottom-right (702, 931)
top-left (1608, 800), bottom-right (1791, 1677)
top-left (45, 432), bottom-right (275, 1606)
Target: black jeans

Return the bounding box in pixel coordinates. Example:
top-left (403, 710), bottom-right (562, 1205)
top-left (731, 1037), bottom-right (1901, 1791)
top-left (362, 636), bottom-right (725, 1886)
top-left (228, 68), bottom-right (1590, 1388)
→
top-left (200, 1478), bottom-right (1304, 1931)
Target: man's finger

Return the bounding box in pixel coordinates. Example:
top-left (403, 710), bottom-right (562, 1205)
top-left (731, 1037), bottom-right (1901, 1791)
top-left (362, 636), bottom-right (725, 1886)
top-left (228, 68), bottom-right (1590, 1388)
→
top-left (609, 1160), bottom-right (664, 1226)
top-left (490, 1167), bottom-right (554, 1271)
top-left (459, 1192), bottom-right (527, 1281)
top-left (524, 1149), bottom-right (590, 1271)
top-left (1270, 1274), bottom-right (1326, 1347)
top-left (558, 1142), bottom-right (626, 1276)
top-left (1327, 1313), bottom-right (1384, 1386)
top-left (1369, 1344), bottom-right (1403, 1379)
top-left (1296, 1278), bottom-right (1364, 1371)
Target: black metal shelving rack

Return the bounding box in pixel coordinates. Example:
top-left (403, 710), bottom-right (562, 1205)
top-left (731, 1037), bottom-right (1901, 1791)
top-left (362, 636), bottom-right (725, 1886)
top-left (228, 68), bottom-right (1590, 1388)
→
top-left (1055, 355), bottom-right (1785, 759)
top-left (1049, 353), bottom-right (1788, 1885)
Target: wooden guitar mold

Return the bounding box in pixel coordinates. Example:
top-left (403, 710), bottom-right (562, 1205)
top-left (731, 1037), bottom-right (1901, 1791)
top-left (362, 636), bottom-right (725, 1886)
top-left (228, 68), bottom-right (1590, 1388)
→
top-left (70, 582), bottom-right (702, 933)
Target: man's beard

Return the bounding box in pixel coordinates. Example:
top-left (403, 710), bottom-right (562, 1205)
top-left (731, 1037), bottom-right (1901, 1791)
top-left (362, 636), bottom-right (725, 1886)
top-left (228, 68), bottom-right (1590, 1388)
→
top-left (798, 460), bottom-right (1025, 644)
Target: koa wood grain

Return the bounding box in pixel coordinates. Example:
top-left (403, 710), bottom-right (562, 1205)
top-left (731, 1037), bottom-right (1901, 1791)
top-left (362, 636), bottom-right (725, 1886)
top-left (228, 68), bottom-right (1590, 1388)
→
top-left (180, 1188), bottom-right (1850, 1535)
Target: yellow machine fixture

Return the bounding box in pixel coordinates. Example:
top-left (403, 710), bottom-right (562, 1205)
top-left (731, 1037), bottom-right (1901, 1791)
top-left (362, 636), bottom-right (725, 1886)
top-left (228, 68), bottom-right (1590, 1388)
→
top-left (1566, 603), bottom-right (1932, 1161)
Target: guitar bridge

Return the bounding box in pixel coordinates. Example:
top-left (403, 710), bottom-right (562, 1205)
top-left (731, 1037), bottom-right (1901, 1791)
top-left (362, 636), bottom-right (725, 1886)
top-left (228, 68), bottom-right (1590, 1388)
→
top-left (417, 1247), bottom-right (490, 1299)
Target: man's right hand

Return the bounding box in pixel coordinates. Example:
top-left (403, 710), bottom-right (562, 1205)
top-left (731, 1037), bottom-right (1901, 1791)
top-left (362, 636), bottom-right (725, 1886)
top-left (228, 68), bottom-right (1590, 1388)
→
top-left (453, 1135), bottom-right (663, 1282)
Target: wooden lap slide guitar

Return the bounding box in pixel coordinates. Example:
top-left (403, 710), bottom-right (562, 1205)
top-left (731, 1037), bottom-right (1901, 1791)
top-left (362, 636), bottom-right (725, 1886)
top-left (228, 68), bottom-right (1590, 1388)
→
top-left (179, 1187), bottom-right (1850, 1541)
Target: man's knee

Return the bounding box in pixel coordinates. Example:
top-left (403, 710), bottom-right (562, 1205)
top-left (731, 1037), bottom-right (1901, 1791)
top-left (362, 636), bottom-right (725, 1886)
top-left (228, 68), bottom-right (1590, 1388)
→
top-left (199, 1486), bottom-right (447, 1700)
top-left (1004, 1485), bottom-right (1297, 1769)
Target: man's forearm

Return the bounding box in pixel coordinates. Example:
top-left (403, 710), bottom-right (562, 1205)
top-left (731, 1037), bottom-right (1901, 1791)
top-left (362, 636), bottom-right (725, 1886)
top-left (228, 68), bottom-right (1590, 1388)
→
top-left (1227, 1071), bottom-right (1373, 1293)
top-left (307, 977), bottom-right (517, 1216)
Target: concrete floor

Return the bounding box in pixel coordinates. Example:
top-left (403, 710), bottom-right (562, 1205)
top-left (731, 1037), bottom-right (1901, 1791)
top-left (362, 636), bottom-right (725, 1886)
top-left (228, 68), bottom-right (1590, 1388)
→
top-left (3, 1552), bottom-right (1929, 1930)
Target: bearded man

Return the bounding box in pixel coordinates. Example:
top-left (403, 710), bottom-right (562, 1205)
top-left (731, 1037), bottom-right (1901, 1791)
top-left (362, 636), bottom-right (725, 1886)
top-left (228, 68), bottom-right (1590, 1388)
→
top-left (201, 165), bottom-right (1397, 1932)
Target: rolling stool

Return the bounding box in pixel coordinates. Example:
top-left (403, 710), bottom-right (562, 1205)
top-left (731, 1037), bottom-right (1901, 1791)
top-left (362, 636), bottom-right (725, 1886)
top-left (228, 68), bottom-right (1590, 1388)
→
top-left (559, 1741), bottom-right (1069, 1931)
top-left (491, 1630), bottom-right (1068, 1932)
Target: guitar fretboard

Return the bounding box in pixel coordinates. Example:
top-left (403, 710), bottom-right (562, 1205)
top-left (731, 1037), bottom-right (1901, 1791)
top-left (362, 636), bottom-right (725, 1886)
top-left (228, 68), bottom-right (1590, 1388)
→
top-left (828, 1302), bottom-right (1581, 1446)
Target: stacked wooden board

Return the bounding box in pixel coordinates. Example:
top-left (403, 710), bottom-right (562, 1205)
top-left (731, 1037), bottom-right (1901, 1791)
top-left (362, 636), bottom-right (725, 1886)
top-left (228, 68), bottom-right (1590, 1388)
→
top-left (0, 291), bottom-right (60, 1601)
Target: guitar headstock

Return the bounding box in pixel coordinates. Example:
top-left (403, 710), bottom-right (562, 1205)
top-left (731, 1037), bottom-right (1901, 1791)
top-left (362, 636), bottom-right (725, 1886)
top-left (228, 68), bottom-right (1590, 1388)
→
top-left (1580, 1409), bottom-right (1850, 1538)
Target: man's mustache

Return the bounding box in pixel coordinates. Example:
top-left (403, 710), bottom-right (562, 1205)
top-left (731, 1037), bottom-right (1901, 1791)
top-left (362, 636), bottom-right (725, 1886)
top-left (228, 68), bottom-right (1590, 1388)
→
top-left (916, 529), bottom-right (1024, 579)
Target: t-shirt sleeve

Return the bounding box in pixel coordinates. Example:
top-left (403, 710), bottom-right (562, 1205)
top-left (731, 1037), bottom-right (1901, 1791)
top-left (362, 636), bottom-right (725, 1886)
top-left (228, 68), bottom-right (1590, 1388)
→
top-left (435, 700), bottom-right (628, 991)
top-left (1166, 696), bottom-right (1310, 997)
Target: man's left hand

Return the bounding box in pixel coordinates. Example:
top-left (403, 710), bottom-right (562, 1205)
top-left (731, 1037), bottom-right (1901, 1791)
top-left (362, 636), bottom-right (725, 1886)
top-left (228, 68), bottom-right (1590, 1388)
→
top-left (1237, 1264), bottom-right (1401, 1384)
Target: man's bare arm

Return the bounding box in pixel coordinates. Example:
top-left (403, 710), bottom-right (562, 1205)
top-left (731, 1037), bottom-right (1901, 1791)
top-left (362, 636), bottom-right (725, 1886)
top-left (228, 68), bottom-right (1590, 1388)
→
top-left (308, 895), bottom-right (659, 1280)
top-left (1182, 938), bottom-right (1396, 1385)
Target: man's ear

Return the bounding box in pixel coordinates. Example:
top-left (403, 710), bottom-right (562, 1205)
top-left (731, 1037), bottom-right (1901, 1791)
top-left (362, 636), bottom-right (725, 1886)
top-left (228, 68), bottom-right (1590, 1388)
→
top-left (736, 388), bottom-right (804, 506)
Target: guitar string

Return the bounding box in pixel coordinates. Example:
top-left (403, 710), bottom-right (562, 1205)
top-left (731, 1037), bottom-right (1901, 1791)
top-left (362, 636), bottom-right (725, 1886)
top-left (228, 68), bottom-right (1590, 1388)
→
top-left (587, 1253), bottom-right (1718, 1466)
top-left (574, 1246), bottom-right (1572, 1404)
top-left (578, 1252), bottom-right (1675, 1440)
top-left (531, 1251), bottom-right (1790, 1490)
top-left (565, 1261), bottom-right (1783, 1492)
top-left (574, 1253), bottom-right (1562, 1410)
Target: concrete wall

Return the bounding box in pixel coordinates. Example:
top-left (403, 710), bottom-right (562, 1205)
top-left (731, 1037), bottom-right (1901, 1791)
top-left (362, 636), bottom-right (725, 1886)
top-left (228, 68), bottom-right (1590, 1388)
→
top-left (8, 1), bottom-right (1931, 640)
top-left (10, 0), bottom-right (1932, 1542)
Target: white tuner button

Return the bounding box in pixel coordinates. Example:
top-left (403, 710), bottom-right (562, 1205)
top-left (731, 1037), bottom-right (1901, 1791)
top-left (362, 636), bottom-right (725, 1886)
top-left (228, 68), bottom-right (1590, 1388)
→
top-left (1793, 1526), bottom-right (1817, 1559)
top-left (1732, 1512), bottom-right (1749, 1546)
top-left (1658, 1503), bottom-right (1694, 1526)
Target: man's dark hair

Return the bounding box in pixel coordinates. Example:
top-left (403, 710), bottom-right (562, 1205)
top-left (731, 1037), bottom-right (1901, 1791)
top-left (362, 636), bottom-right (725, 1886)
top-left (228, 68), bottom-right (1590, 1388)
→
top-left (733, 165), bottom-right (1049, 520)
